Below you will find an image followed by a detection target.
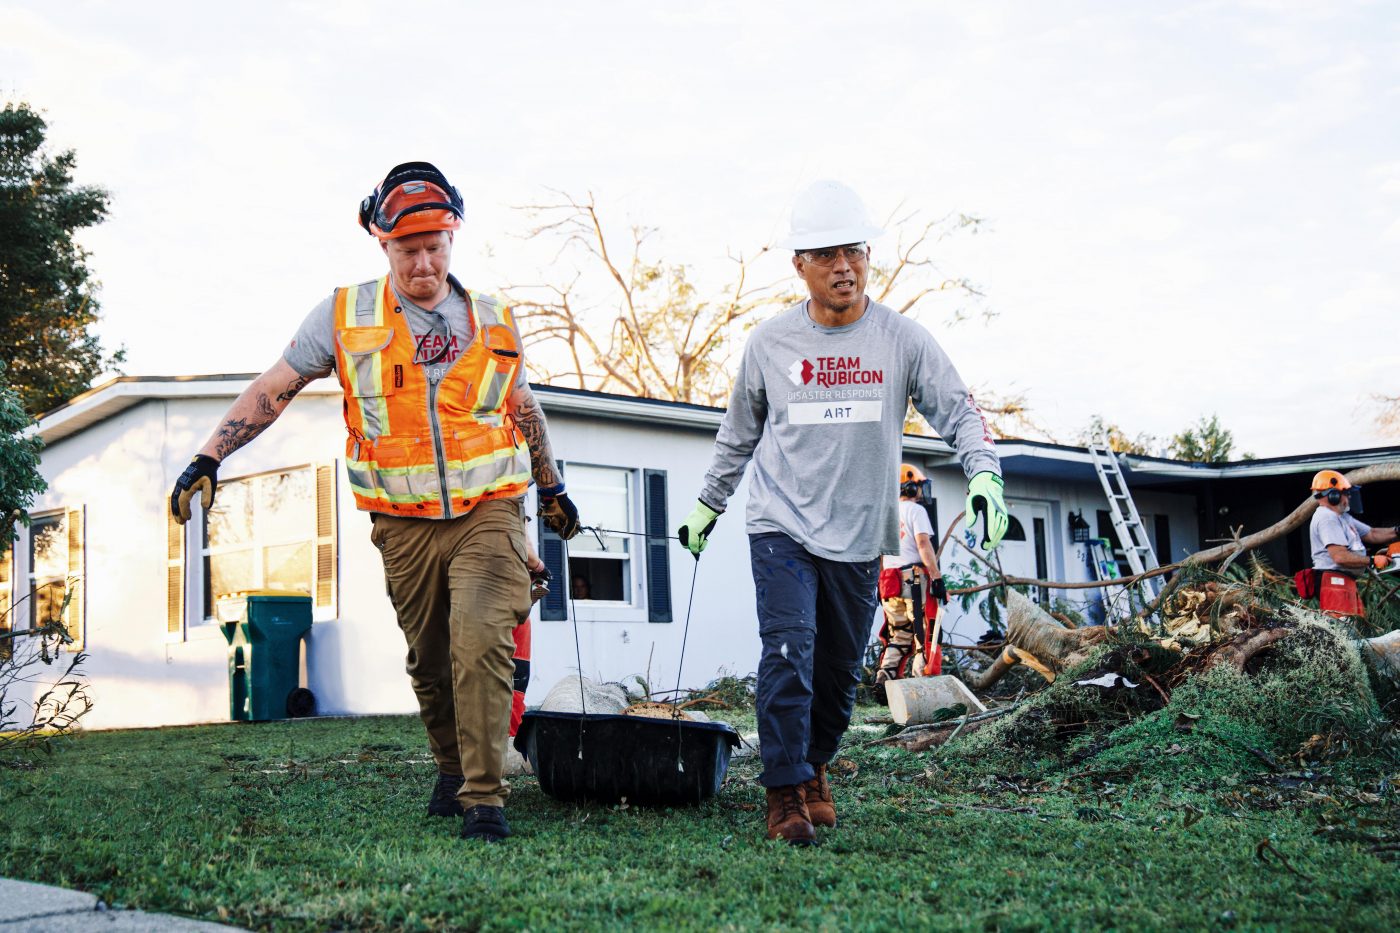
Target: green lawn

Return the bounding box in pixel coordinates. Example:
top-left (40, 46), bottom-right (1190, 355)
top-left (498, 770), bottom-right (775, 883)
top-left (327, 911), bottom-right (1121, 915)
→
top-left (2, 707), bottom-right (1398, 932)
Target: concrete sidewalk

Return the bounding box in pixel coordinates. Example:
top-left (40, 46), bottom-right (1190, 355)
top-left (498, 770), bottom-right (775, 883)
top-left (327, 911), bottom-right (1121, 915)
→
top-left (0, 879), bottom-right (245, 932)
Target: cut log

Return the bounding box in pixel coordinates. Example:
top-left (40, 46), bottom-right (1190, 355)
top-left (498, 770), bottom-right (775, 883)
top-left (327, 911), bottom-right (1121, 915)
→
top-left (962, 589), bottom-right (1108, 691)
top-left (1364, 630), bottom-right (1400, 682)
top-left (886, 675), bottom-right (987, 725)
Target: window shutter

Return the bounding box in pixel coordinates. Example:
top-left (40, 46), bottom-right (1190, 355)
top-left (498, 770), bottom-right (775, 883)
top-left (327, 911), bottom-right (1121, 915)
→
top-left (315, 463), bottom-right (338, 616)
top-left (166, 509), bottom-right (185, 640)
top-left (0, 543), bottom-right (12, 662)
top-left (65, 506), bottom-right (85, 652)
top-left (538, 460), bottom-right (567, 621)
top-left (539, 534), bottom-right (567, 621)
top-left (643, 469), bottom-right (671, 623)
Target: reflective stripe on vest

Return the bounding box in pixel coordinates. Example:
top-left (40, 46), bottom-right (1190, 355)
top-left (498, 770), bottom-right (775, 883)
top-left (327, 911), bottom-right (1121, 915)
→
top-left (333, 277), bottom-right (531, 518)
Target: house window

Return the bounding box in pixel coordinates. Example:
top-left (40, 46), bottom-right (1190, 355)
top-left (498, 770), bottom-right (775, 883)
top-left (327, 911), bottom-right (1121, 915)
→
top-left (26, 507), bottom-right (84, 650)
top-left (537, 465), bottom-right (672, 624)
top-left (199, 466), bottom-right (337, 620)
top-left (564, 465), bottom-right (635, 603)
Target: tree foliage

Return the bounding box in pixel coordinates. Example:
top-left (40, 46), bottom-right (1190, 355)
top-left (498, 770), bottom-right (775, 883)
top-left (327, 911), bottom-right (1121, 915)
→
top-left (503, 192), bottom-right (992, 407)
top-left (1169, 413), bottom-right (1252, 463)
top-left (0, 102), bottom-right (121, 415)
top-left (1078, 414), bottom-right (1158, 455)
top-left (0, 363), bottom-right (45, 554)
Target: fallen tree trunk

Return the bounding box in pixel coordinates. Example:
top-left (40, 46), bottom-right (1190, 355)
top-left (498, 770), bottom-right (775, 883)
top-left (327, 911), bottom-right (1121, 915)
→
top-left (1205, 627), bottom-right (1292, 671)
top-left (1184, 463), bottom-right (1400, 566)
top-left (944, 464), bottom-right (1400, 602)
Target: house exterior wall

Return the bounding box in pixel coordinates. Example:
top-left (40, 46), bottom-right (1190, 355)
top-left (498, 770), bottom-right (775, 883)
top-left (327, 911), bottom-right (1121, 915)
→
top-left (17, 392), bottom-right (771, 730)
top-left (910, 459), bottom-right (1199, 642)
top-left (15, 387), bottom-right (1198, 731)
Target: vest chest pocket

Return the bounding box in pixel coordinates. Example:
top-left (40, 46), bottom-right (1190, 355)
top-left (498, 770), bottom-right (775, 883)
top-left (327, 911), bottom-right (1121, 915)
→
top-left (336, 326), bottom-right (397, 398)
top-left (468, 350), bottom-right (518, 414)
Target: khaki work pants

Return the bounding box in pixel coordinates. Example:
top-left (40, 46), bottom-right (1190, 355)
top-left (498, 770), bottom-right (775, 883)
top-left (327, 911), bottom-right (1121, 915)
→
top-left (877, 567), bottom-right (927, 684)
top-left (370, 497), bottom-right (532, 808)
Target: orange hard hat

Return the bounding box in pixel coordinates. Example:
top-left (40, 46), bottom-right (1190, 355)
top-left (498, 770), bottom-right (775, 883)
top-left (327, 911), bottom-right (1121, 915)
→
top-left (1310, 469), bottom-right (1352, 495)
top-left (899, 462), bottom-right (927, 485)
top-left (359, 162), bottom-right (463, 240)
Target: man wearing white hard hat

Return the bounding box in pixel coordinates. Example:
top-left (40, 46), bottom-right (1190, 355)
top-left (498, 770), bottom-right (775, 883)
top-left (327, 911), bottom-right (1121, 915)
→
top-left (678, 180), bottom-right (1008, 845)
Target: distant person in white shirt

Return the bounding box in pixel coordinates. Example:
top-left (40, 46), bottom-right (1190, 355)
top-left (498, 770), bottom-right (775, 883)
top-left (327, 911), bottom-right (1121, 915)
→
top-left (875, 464), bottom-right (947, 697)
top-left (1307, 469), bottom-right (1397, 618)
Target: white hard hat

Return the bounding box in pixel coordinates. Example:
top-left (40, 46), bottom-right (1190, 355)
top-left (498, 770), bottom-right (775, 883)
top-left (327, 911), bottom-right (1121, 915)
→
top-left (777, 180), bottom-right (885, 251)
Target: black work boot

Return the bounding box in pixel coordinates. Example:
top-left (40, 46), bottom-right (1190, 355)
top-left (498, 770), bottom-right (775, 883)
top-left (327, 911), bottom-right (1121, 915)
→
top-left (428, 771), bottom-right (464, 818)
top-left (461, 804), bottom-right (512, 842)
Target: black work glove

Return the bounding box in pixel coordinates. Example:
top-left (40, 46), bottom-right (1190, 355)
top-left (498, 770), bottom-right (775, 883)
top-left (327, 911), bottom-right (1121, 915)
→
top-left (170, 455), bottom-right (220, 525)
top-left (929, 576), bottom-right (948, 604)
top-left (538, 487), bottom-right (581, 540)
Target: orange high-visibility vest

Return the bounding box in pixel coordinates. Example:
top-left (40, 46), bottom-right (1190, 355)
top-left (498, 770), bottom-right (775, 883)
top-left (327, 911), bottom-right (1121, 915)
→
top-left (333, 276), bottom-right (531, 518)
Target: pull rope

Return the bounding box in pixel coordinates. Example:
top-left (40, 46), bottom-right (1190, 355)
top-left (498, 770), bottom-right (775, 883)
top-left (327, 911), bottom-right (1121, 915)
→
top-left (556, 525), bottom-right (704, 774)
top-left (672, 556), bottom-right (703, 774)
top-left (562, 535), bottom-right (586, 759)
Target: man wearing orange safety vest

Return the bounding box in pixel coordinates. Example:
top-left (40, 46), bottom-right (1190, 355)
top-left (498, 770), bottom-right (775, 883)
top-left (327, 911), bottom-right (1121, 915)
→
top-left (1308, 470), bottom-right (1399, 618)
top-left (169, 162), bottom-right (582, 843)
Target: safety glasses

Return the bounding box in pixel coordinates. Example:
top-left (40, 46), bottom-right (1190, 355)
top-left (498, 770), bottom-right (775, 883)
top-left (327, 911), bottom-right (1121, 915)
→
top-left (798, 243), bottom-right (869, 266)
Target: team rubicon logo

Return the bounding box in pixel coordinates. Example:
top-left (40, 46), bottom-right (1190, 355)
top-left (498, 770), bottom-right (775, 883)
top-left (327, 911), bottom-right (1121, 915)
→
top-left (787, 359), bottom-right (815, 386)
top-left (787, 357), bottom-right (883, 387)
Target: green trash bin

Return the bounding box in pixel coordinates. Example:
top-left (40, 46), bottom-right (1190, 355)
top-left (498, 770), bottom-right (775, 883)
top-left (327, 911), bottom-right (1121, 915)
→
top-left (218, 590), bottom-right (316, 722)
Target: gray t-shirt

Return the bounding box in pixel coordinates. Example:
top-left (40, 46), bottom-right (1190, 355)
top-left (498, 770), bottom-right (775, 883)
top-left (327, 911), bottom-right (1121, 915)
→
top-left (283, 277), bottom-right (528, 391)
top-left (1310, 508), bottom-right (1371, 570)
top-left (699, 298), bottom-right (1000, 562)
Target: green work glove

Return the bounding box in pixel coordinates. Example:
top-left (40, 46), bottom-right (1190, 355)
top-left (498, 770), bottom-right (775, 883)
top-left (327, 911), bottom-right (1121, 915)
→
top-left (677, 500), bottom-right (722, 558)
top-left (965, 471), bottom-right (1009, 550)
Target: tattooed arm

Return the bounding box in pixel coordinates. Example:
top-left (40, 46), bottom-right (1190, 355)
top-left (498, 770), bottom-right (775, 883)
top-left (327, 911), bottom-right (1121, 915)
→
top-left (198, 358), bottom-right (315, 462)
top-left (507, 383), bottom-right (563, 489)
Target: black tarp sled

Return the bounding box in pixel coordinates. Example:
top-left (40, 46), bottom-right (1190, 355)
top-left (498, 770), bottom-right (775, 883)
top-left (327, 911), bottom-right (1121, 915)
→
top-left (514, 710), bottom-right (740, 806)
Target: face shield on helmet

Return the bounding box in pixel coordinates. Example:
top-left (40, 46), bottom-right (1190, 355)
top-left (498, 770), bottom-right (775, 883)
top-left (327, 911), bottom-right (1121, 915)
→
top-left (358, 162), bottom-right (464, 240)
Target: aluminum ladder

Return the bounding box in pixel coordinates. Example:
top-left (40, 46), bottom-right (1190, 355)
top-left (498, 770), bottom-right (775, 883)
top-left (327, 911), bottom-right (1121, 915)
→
top-left (1087, 432), bottom-right (1163, 606)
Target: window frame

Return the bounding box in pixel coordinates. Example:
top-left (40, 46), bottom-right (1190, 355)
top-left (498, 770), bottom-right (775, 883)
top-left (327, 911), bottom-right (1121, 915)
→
top-left (189, 462), bottom-right (337, 629)
top-left (24, 506), bottom-right (84, 652)
top-left (560, 463), bottom-right (645, 619)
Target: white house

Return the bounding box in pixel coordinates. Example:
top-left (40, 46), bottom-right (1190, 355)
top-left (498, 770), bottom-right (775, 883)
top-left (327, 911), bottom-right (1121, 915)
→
top-left (16, 372), bottom-right (1334, 731)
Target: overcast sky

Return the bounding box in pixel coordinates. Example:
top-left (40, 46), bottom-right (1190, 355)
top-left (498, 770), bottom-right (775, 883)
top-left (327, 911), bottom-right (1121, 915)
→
top-left (4, 0), bottom-right (1397, 457)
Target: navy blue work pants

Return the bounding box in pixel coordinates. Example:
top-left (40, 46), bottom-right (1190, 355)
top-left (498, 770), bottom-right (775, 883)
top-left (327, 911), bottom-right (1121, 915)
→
top-left (749, 532), bottom-right (880, 787)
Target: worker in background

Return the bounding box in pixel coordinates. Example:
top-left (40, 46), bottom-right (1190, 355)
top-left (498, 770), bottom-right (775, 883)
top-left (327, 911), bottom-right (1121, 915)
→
top-left (875, 464), bottom-right (948, 699)
top-left (677, 180), bottom-right (1008, 846)
top-left (1308, 470), bottom-right (1399, 618)
top-left (169, 162), bottom-right (582, 844)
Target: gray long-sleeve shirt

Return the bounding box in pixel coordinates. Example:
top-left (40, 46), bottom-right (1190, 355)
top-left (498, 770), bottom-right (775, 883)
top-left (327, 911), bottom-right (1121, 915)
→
top-left (699, 299), bottom-right (1000, 562)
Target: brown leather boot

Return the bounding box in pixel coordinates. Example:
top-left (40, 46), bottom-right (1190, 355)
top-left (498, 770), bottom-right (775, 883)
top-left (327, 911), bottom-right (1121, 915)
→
top-left (765, 785), bottom-right (815, 846)
top-left (801, 764), bottom-right (836, 828)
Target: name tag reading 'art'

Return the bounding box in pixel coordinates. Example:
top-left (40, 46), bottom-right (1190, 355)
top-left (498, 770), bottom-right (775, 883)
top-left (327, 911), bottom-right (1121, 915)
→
top-left (789, 401), bottom-right (883, 424)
